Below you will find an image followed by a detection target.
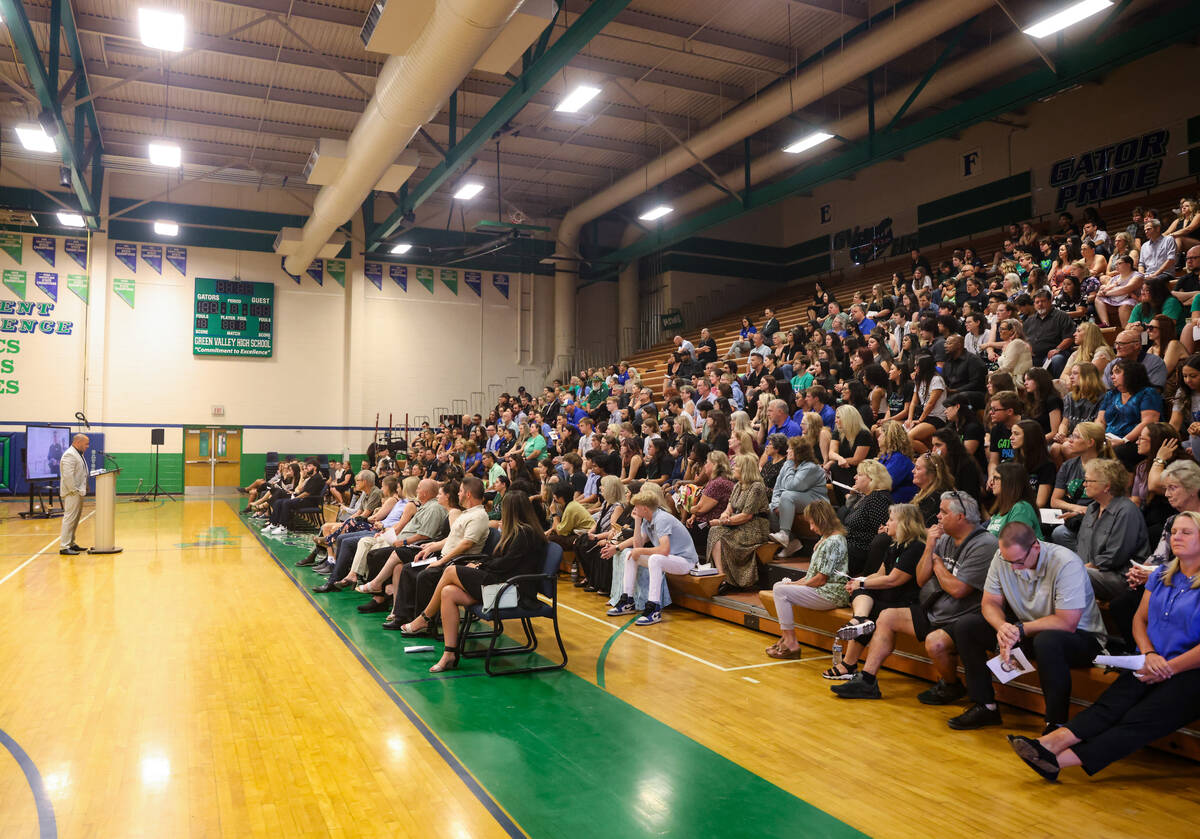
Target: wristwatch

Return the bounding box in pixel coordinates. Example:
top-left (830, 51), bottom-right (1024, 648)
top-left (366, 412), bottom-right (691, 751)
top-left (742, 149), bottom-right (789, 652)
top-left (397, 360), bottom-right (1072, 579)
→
top-left (1153, 458), bottom-right (1167, 467)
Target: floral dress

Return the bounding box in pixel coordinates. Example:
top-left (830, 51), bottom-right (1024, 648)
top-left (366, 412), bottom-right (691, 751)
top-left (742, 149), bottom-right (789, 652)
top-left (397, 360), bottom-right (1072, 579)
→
top-left (706, 481), bottom-right (771, 588)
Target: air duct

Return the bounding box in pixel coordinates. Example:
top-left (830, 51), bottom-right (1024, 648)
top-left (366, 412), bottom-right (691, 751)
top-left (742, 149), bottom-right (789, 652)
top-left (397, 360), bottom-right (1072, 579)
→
top-left (282, 0), bottom-right (529, 276)
top-left (552, 0), bottom-right (995, 373)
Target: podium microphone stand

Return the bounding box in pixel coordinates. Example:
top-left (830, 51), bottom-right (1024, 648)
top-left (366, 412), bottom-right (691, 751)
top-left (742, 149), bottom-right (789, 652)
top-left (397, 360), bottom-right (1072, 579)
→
top-left (89, 467), bottom-right (123, 554)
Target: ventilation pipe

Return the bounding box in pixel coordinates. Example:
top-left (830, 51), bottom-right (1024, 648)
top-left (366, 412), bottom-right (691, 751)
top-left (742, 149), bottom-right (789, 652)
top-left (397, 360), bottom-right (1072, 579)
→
top-left (283, 0), bottom-right (527, 276)
top-left (614, 31), bottom-right (1040, 351)
top-left (552, 0), bottom-right (994, 373)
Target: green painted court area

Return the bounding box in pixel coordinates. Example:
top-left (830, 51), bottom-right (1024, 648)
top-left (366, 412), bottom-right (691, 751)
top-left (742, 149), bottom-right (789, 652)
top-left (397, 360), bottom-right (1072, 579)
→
top-left (233, 505), bottom-right (865, 839)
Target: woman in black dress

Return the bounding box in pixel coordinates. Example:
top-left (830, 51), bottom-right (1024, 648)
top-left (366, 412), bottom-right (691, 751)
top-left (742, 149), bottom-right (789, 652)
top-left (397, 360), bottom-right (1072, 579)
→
top-left (404, 490), bottom-right (547, 673)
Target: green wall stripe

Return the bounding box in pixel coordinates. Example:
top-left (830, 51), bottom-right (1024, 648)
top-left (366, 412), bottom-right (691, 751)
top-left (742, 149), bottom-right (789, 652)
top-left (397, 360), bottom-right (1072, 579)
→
top-left (916, 171), bottom-right (1032, 225)
top-left (918, 196), bottom-right (1033, 248)
top-left (108, 452), bottom-right (184, 494)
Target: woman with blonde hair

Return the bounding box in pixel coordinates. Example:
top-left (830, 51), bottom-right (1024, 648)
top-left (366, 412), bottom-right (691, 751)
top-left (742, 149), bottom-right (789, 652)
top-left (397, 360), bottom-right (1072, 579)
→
top-left (825, 503), bottom-right (927, 686)
top-left (841, 459), bottom-right (894, 577)
top-left (767, 500), bottom-right (850, 660)
top-left (823, 403), bottom-right (877, 491)
top-left (1049, 421), bottom-right (1114, 549)
top-left (876, 420), bottom-right (917, 503)
top-left (706, 453), bottom-right (772, 594)
top-left (1165, 197), bottom-right (1200, 252)
top-left (995, 318), bottom-right (1033, 381)
top-left (1056, 323), bottom-right (1111, 394)
top-left (1101, 230), bottom-right (1138, 279)
top-left (576, 474), bottom-right (632, 594)
top-left (911, 452), bottom-right (954, 525)
top-left (1052, 362), bottom-right (1105, 462)
top-left (683, 450), bottom-right (735, 555)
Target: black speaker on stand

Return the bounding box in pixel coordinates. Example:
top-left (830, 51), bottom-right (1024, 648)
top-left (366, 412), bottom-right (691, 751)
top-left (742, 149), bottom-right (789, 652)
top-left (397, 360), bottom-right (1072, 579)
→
top-left (135, 427), bottom-right (176, 502)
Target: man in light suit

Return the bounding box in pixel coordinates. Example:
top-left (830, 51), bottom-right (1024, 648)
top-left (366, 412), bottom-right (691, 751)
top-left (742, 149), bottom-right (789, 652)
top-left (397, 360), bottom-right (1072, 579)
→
top-left (60, 433), bottom-right (90, 555)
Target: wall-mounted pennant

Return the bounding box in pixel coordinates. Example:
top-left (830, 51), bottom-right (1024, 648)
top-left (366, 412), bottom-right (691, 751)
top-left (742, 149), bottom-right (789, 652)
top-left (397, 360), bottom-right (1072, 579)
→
top-left (463, 270), bottom-right (481, 297)
top-left (166, 245), bottom-right (187, 275)
top-left (2, 269), bottom-right (26, 299)
top-left (280, 256), bottom-right (302, 284)
top-left (365, 262), bottom-right (383, 289)
top-left (32, 236), bottom-right (55, 266)
top-left (326, 259), bottom-right (346, 287)
top-left (492, 272), bottom-right (510, 299)
top-left (141, 243), bottom-right (163, 274)
top-left (113, 277), bottom-right (135, 308)
top-left (67, 273), bottom-right (89, 303)
top-left (0, 233), bottom-right (22, 264)
top-left (64, 237), bottom-right (88, 270)
top-left (307, 258), bottom-right (324, 285)
top-left (440, 268), bottom-right (458, 295)
top-left (415, 267), bottom-right (434, 294)
top-left (389, 264), bottom-right (407, 292)
top-left (34, 272), bottom-right (57, 301)
top-left (114, 242), bottom-right (137, 272)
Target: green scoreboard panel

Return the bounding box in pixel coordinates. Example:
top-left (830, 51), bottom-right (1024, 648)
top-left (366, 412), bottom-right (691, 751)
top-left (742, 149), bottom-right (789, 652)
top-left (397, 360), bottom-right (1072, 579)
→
top-left (193, 277), bottom-right (273, 357)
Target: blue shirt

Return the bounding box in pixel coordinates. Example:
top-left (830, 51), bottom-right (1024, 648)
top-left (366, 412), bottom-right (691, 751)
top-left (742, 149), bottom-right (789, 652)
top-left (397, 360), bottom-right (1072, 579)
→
top-left (641, 508), bottom-right (699, 566)
top-left (858, 317), bottom-right (876, 334)
top-left (880, 451), bottom-right (916, 502)
top-left (819, 404), bottom-right (836, 428)
top-left (768, 418), bottom-right (803, 438)
top-left (1097, 387), bottom-right (1163, 438)
top-left (1146, 567), bottom-right (1200, 659)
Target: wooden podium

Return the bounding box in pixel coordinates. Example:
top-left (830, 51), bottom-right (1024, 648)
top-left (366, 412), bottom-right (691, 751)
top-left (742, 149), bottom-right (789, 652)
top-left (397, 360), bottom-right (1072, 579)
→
top-left (88, 468), bottom-right (123, 554)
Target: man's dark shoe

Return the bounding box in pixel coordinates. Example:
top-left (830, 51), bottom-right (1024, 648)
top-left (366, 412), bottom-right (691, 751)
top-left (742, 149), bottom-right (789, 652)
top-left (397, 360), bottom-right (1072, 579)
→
top-left (312, 582), bottom-right (338, 593)
top-left (831, 673), bottom-right (882, 699)
top-left (296, 550), bottom-right (321, 567)
top-left (59, 547), bottom-right (81, 555)
top-left (917, 679), bottom-right (967, 705)
top-left (947, 703), bottom-right (1003, 730)
top-left (357, 598), bottom-right (390, 614)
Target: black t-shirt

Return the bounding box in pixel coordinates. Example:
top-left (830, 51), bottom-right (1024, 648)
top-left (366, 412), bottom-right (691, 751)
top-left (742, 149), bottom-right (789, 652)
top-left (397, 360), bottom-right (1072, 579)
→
top-left (838, 428), bottom-right (879, 459)
top-left (1035, 395), bottom-right (1064, 435)
top-left (876, 540), bottom-right (924, 606)
top-left (961, 420), bottom-right (986, 471)
top-left (953, 459), bottom-right (983, 500)
top-left (988, 423), bottom-right (1014, 464)
top-left (1177, 272), bottom-right (1200, 293)
top-left (1026, 460), bottom-right (1055, 491)
top-left (888, 381), bottom-right (914, 415)
top-left (296, 474), bottom-right (324, 497)
top-left (569, 471), bottom-right (587, 495)
top-left (697, 337), bottom-right (718, 359)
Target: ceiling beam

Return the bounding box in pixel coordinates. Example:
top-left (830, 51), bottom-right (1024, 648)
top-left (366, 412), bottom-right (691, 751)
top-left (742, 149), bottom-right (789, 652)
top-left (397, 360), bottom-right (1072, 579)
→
top-left (567, 54), bottom-right (744, 100)
top-left (789, 0), bottom-right (868, 19)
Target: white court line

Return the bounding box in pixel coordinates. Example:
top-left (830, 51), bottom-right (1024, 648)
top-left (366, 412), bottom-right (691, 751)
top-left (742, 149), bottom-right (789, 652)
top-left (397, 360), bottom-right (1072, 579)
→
top-left (0, 511), bottom-right (95, 589)
top-left (724, 659), bottom-right (811, 671)
top-left (556, 601), bottom-right (728, 671)
top-left (742, 677), bottom-right (760, 684)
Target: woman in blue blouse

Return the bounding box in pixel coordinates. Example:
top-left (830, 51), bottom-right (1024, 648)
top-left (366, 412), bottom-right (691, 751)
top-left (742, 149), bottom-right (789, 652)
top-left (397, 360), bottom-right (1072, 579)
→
top-left (725, 317), bottom-right (758, 359)
top-left (1009, 510), bottom-right (1200, 779)
top-left (1096, 359), bottom-right (1162, 469)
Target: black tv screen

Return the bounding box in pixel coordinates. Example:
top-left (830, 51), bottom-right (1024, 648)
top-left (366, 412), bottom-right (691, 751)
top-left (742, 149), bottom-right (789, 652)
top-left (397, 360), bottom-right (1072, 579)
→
top-left (26, 425), bottom-right (72, 481)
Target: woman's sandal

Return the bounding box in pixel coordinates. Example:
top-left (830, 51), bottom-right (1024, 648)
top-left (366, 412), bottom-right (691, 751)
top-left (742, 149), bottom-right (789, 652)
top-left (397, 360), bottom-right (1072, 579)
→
top-left (355, 583), bottom-right (381, 594)
top-left (429, 644), bottom-right (461, 674)
top-left (401, 611), bottom-right (434, 636)
top-left (766, 644), bottom-right (802, 660)
top-left (822, 662), bottom-right (857, 680)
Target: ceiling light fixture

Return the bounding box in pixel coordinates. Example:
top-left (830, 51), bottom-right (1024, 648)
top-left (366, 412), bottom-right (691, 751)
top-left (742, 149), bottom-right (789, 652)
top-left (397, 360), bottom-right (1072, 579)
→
top-left (555, 85), bottom-right (602, 113)
top-left (638, 205), bottom-right (674, 222)
top-left (15, 124), bottom-right (57, 153)
top-left (453, 182), bottom-right (484, 201)
top-left (154, 220), bottom-right (179, 236)
top-left (390, 243), bottom-right (412, 255)
top-left (1023, 0), bottom-right (1113, 39)
top-left (148, 141), bottom-right (181, 168)
top-left (138, 8), bottom-right (186, 52)
top-left (783, 131), bottom-right (835, 154)
top-left (57, 212), bottom-right (85, 228)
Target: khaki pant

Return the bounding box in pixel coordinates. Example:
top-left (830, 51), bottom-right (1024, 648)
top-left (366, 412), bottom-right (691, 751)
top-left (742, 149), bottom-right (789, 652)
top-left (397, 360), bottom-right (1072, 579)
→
top-left (60, 493), bottom-right (83, 548)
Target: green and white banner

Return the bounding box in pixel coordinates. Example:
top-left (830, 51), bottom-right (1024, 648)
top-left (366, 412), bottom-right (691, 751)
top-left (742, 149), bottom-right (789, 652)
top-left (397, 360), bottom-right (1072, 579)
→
top-left (0, 233), bottom-right (22, 264)
top-left (326, 259), bottom-right (346, 287)
top-left (415, 267), bottom-right (434, 294)
top-left (67, 273), bottom-right (90, 303)
top-left (2, 269), bottom-right (26, 299)
top-left (113, 277), bottom-right (135, 308)
top-left (440, 268), bottom-right (458, 295)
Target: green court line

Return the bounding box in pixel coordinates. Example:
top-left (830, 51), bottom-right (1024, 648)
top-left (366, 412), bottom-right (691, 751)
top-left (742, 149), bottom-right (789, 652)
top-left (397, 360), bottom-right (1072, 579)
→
top-left (596, 615), bottom-right (638, 689)
top-left (235, 505), bottom-right (867, 839)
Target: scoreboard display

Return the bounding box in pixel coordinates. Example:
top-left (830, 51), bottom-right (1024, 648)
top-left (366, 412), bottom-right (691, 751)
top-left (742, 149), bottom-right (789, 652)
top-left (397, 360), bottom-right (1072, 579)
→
top-left (193, 277), bottom-right (274, 357)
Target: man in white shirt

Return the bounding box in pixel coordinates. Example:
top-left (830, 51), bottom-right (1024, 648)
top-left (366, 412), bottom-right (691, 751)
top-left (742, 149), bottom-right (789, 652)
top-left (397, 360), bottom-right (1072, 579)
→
top-left (59, 433), bottom-right (90, 554)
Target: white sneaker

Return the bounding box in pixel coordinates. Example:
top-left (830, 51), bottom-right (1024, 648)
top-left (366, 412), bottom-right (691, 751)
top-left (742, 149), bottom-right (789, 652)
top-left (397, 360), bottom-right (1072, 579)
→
top-left (269, 525), bottom-right (286, 535)
top-left (783, 538), bottom-right (803, 557)
top-left (768, 530), bottom-right (790, 547)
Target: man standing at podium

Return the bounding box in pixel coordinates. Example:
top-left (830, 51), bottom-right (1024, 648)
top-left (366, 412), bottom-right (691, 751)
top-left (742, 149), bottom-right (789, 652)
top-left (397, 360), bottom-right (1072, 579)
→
top-left (60, 433), bottom-right (90, 555)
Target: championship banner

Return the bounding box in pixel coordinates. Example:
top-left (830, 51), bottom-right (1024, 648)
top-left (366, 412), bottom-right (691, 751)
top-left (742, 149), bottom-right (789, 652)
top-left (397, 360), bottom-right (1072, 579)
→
top-left (67, 273), bottom-right (89, 303)
top-left (141, 243), bottom-right (163, 274)
top-left (2, 269), bottom-right (26, 299)
top-left (166, 245), bottom-right (187, 275)
top-left (114, 242), bottom-right (137, 272)
top-left (32, 236), bottom-right (55, 266)
top-left (415, 267), bottom-right (434, 294)
top-left (326, 259), bottom-right (346, 287)
top-left (365, 262), bottom-right (383, 289)
top-left (64, 238), bottom-right (88, 270)
top-left (464, 270), bottom-right (481, 297)
top-left (492, 272), bottom-right (509, 299)
top-left (307, 259), bottom-right (324, 285)
top-left (281, 256), bottom-right (302, 284)
top-left (0, 233), bottom-right (22, 264)
top-left (389, 264), bottom-right (407, 291)
top-left (34, 272), bottom-right (57, 302)
top-left (440, 268), bottom-right (458, 295)
top-left (113, 277), bottom-right (135, 308)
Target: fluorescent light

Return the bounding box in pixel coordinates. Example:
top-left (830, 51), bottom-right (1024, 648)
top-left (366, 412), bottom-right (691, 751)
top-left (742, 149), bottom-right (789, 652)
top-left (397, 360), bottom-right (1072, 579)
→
top-left (783, 131), bottom-right (834, 154)
top-left (453, 182), bottom-right (484, 201)
top-left (390, 243), bottom-right (412, 255)
top-left (154, 220), bottom-right (179, 236)
top-left (138, 8), bottom-right (186, 52)
top-left (15, 124), bottom-right (57, 153)
top-left (556, 85), bottom-right (602, 113)
top-left (639, 205), bottom-right (674, 222)
top-left (148, 141), bottom-right (181, 167)
top-left (1023, 0), bottom-right (1113, 38)
top-left (57, 212), bottom-right (85, 227)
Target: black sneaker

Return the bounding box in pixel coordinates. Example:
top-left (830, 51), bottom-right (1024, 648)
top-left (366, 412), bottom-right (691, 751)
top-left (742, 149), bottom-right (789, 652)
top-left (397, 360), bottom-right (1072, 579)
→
top-left (917, 679), bottom-right (967, 705)
top-left (947, 703), bottom-right (1003, 730)
top-left (1007, 734), bottom-right (1060, 781)
top-left (831, 673), bottom-right (882, 700)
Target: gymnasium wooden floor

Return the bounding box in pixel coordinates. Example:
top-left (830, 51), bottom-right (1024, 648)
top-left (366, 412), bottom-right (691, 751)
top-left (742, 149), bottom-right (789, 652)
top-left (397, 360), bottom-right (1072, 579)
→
top-left (2, 497), bottom-right (1199, 838)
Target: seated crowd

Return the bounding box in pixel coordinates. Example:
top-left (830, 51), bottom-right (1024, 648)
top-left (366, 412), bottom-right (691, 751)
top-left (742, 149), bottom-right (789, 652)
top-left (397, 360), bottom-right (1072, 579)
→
top-left (242, 200), bottom-right (1200, 781)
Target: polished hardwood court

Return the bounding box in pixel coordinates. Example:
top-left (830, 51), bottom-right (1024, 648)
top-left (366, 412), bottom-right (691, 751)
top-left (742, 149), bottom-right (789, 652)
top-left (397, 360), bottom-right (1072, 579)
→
top-left (1, 497), bottom-right (1197, 838)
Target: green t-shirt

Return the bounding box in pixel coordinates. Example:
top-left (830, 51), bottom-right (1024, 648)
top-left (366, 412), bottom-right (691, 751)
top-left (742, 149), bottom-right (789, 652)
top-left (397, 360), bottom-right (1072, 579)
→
top-left (487, 462), bottom-right (505, 486)
top-left (523, 434), bottom-right (547, 461)
top-left (1130, 296), bottom-right (1185, 332)
top-left (985, 500), bottom-right (1041, 537)
top-left (791, 372), bottom-right (814, 393)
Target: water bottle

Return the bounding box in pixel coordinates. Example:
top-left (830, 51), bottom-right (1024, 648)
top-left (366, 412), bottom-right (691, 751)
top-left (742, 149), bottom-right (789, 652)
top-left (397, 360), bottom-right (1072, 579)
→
top-left (570, 560), bottom-right (579, 583)
top-left (831, 638), bottom-right (843, 669)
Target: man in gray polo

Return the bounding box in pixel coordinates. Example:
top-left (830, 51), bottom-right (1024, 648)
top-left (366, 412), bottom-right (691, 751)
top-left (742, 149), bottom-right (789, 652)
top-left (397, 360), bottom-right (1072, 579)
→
top-left (1139, 218), bottom-right (1178, 278)
top-left (947, 521), bottom-right (1105, 732)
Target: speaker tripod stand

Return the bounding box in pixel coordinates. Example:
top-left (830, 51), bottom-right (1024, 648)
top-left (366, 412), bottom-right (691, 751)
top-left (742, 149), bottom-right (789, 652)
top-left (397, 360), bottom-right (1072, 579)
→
top-left (135, 437), bottom-right (176, 502)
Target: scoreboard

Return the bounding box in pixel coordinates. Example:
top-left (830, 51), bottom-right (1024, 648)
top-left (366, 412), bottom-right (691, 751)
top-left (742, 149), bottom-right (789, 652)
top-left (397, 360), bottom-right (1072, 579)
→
top-left (193, 277), bottom-right (274, 357)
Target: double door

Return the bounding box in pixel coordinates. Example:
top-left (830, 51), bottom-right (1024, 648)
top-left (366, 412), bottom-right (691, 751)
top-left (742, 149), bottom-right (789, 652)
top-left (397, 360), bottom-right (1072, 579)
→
top-left (184, 427), bottom-right (242, 493)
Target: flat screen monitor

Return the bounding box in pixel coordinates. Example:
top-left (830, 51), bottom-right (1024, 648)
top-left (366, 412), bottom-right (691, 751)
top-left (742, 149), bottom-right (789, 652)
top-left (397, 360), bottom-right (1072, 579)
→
top-left (26, 425), bottom-right (72, 481)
